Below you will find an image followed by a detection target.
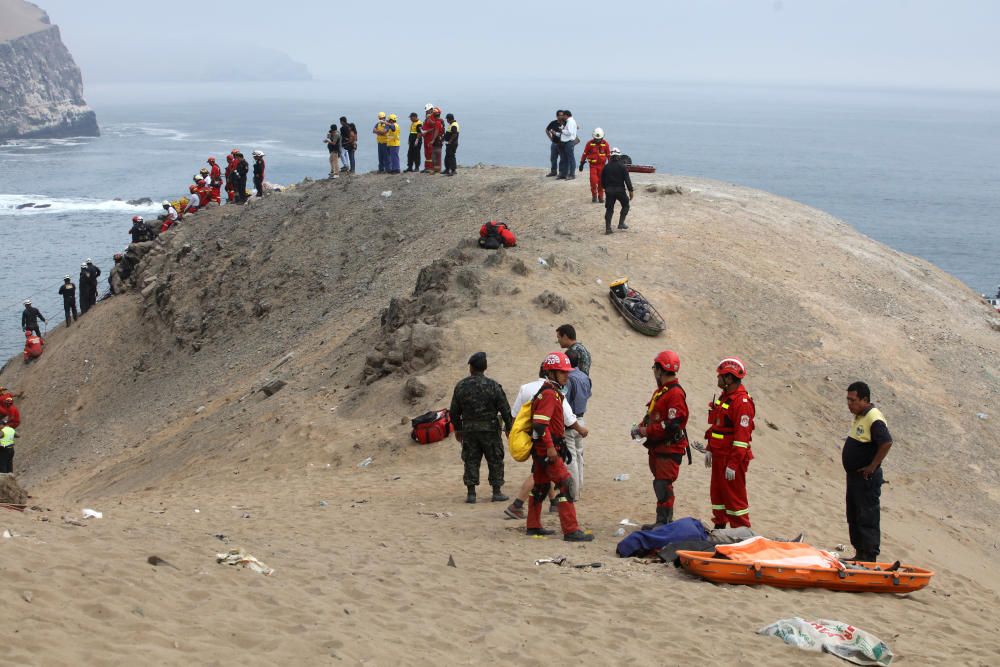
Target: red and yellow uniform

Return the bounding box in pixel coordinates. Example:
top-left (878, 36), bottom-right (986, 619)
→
top-left (642, 380), bottom-right (689, 521)
top-left (527, 380), bottom-right (581, 535)
top-left (580, 139), bottom-right (611, 199)
top-left (705, 384), bottom-right (755, 527)
top-left (209, 163), bottom-right (222, 203)
top-left (23, 334), bottom-right (43, 363)
top-left (1, 403), bottom-right (19, 429)
top-left (421, 113), bottom-right (444, 172)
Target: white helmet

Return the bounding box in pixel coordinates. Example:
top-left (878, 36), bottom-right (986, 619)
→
top-left (86, 258), bottom-right (93, 263)
top-left (162, 200), bottom-right (170, 207)
top-left (80, 262), bottom-right (87, 268)
top-left (610, 146), bottom-right (622, 156)
top-left (252, 150), bottom-right (264, 158)
top-left (64, 275), bottom-right (71, 280)
top-left (424, 103), bottom-right (434, 112)
top-left (23, 299), bottom-right (31, 305)
top-left (593, 127), bottom-right (605, 139)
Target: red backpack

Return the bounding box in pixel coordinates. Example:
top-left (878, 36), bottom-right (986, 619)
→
top-left (479, 221), bottom-right (517, 249)
top-left (410, 409), bottom-right (453, 444)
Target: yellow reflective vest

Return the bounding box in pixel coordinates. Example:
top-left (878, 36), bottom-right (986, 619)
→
top-left (386, 122), bottom-right (401, 147)
top-left (374, 121), bottom-right (388, 144)
top-left (0, 426), bottom-right (14, 448)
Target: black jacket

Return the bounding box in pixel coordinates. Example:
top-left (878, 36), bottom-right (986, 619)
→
top-left (21, 305), bottom-right (45, 329)
top-left (59, 282), bottom-right (77, 305)
top-left (600, 159), bottom-right (634, 192)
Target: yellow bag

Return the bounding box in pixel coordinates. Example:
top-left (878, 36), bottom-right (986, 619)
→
top-left (508, 401), bottom-right (534, 462)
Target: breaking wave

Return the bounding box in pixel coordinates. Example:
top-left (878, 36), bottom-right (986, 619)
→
top-left (0, 194), bottom-right (162, 216)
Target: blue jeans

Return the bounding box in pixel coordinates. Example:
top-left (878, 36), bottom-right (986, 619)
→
top-left (344, 147), bottom-right (356, 172)
top-left (549, 143), bottom-right (559, 173)
top-left (558, 142), bottom-right (576, 177)
top-left (377, 143), bottom-right (389, 172)
top-left (388, 146), bottom-right (401, 172)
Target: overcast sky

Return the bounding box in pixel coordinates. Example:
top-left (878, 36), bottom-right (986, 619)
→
top-left (40, 0), bottom-right (1000, 90)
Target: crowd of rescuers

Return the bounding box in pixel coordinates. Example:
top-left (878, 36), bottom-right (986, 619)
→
top-left (448, 324), bottom-right (894, 562)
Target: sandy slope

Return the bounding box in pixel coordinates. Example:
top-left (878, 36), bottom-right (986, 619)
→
top-left (0, 0), bottom-right (47, 42)
top-left (2, 167), bottom-right (999, 665)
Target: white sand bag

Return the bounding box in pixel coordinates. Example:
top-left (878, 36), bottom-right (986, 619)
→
top-left (758, 618), bottom-right (893, 666)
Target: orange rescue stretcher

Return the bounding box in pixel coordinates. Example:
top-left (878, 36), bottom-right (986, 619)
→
top-left (676, 537), bottom-right (934, 594)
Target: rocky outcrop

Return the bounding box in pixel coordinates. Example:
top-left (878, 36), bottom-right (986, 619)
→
top-left (0, 1), bottom-right (98, 141)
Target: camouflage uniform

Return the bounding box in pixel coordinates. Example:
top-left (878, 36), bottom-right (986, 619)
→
top-left (449, 374), bottom-right (513, 488)
top-left (567, 341), bottom-right (592, 375)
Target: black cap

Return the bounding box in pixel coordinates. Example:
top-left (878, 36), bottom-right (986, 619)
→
top-left (468, 352), bottom-right (487, 371)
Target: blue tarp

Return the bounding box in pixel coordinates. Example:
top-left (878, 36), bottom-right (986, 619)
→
top-left (615, 517), bottom-right (709, 557)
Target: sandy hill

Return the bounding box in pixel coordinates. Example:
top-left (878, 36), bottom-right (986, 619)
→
top-left (1, 167), bottom-right (998, 665)
top-left (0, 0), bottom-right (47, 42)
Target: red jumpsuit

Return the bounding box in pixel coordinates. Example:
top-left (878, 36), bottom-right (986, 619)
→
top-left (421, 113), bottom-right (438, 171)
top-left (580, 139), bottom-right (611, 199)
top-left (705, 384), bottom-right (755, 528)
top-left (210, 164), bottom-right (222, 203)
top-left (642, 380), bottom-right (689, 521)
top-left (23, 335), bottom-right (43, 362)
top-left (225, 156), bottom-right (236, 202)
top-left (2, 404), bottom-right (20, 429)
top-left (527, 381), bottom-right (581, 535)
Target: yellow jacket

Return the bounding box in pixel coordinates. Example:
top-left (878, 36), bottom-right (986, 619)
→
top-left (386, 122), bottom-right (401, 147)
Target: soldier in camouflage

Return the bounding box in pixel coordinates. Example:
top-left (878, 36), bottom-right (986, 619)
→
top-left (449, 352), bottom-right (514, 504)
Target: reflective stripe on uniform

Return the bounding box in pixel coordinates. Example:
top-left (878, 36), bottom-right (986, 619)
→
top-left (711, 504), bottom-right (726, 510)
top-left (726, 508), bottom-right (750, 516)
top-left (534, 414), bottom-right (551, 422)
top-left (721, 403), bottom-right (730, 409)
top-left (711, 433), bottom-right (725, 439)
top-left (732, 441), bottom-right (749, 448)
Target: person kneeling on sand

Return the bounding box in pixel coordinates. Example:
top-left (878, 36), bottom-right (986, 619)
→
top-left (525, 352), bottom-right (594, 542)
top-left (23, 330), bottom-right (43, 363)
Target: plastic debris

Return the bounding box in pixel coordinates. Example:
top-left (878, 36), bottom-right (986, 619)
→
top-left (81, 509), bottom-right (103, 519)
top-left (758, 618), bottom-right (893, 666)
top-left (537, 257), bottom-right (548, 267)
top-left (976, 412), bottom-right (988, 420)
top-left (216, 548), bottom-right (274, 576)
top-left (613, 527), bottom-right (626, 537)
top-left (619, 518), bottom-right (641, 527)
top-left (358, 456), bottom-right (374, 468)
top-left (2, 529), bottom-right (13, 538)
top-left (613, 473), bottom-right (630, 481)
top-left (381, 190), bottom-right (392, 198)
top-left (318, 500), bottom-right (328, 507)
top-left (535, 556), bottom-right (567, 566)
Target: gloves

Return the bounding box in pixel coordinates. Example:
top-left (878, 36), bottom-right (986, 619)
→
top-left (579, 164), bottom-right (585, 172)
top-left (704, 451), bottom-right (712, 468)
top-left (725, 467), bottom-right (736, 481)
top-left (561, 447), bottom-right (573, 465)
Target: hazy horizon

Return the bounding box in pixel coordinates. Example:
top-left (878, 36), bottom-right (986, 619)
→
top-left (35, 0), bottom-right (1000, 92)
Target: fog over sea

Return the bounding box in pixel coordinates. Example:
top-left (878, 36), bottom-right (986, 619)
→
top-left (1, 80), bottom-right (998, 360)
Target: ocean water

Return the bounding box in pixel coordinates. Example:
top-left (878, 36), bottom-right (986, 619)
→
top-left (1, 80), bottom-right (998, 359)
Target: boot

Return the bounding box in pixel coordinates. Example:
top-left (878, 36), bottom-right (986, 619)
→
top-left (563, 530), bottom-right (594, 542)
top-left (605, 222), bottom-right (614, 235)
top-left (546, 171), bottom-right (557, 177)
top-left (591, 195), bottom-right (598, 203)
top-left (618, 221), bottom-right (629, 230)
top-left (465, 485), bottom-right (476, 504)
top-left (598, 195), bottom-right (604, 203)
top-left (657, 507), bottom-right (673, 526)
top-left (526, 527), bottom-right (555, 536)
top-left (491, 486), bottom-right (509, 502)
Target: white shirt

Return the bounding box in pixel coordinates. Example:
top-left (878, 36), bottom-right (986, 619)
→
top-left (186, 193), bottom-right (200, 210)
top-left (511, 379), bottom-right (577, 426)
top-left (165, 206), bottom-right (178, 221)
top-left (560, 116), bottom-right (578, 143)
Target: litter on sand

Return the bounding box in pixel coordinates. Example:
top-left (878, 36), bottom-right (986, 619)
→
top-left (380, 190), bottom-right (392, 198)
top-left (758, 618), bottom-right (893, 666)
top-left (81, 509), bottom-right (103, 519)
top-left (535, 556), bottom-right (567, 566)
top-left (216, 548), bottom-right (274, 576)
top-left (613, 473), bottom-right (630, 481)
top-left (358, 456), bottom-right (374, 468)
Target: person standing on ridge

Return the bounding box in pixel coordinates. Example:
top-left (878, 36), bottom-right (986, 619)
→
top-left (842, 381), bottom-right (893, 562)
top-left (84, 259), bottom-right (101, 307)
top-left (579, 128), bottom-right (611, 203)
top-left (373, 112), bottom-right (389, 173)
top-left (20, 300), bottom-right (45, 336)
top-left (555, 324), bottom-right (591, 376)
top-left (340, 116), bottom-right (357, 173)
top-left (405, 112), bottom-right (423, 173)
top-left (525, 351), bottom-right (594, 542)
top-left (705, 357), bottom-right (756, 528)
top-left (385, 114), bottom-right (402, 174)
top-left (545, 110), bottom-right (565, 177)
top-left (634, 350), bottom-right (690, 529)
top-left (252, 151), bottom-right (266, 197)
top-left (324, 124), bottom-right (341, 179)
top-left (420, 104), bottom-right (438, 173)
top-left (234, 151), bottom-right (250, 203)
top-left (563, 349), bottom-right (592, 498)
top-left (443, 113), bottom-right (460, 176)
top-left (0, 423), bottom-right (15, 474)
top-left (600, 148), bottom-right (634, 234)
top-left (557, 109), bottom-right (578, 180)
top-left (207, 157), bottom-right (222, 204)
top-left (225, 151), bottom-right (237, 202)
top-left (58, 276), bottom-right (78, 327)
top-left (430, 107), bottom-right (445, 173)
top-left (449, 352), bottom-right (513, 504)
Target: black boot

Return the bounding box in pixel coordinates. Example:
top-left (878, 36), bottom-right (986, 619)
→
top-left (657, 507), bottom-right (673, 526)
top-left (491, 486), bottom-right (509, 502)
top-left (605, 224), bottom-right (613, 235)
top-left (465, 485), bottom-right (476, 504)
top-left (618, 220), bottom-right (629, 230)
top-left (591, 195), bottom-right (598, 203)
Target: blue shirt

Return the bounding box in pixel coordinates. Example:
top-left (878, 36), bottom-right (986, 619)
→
top-left (565, 368), bottom-right (592, 417)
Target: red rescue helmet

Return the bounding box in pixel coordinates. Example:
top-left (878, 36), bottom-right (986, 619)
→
top-left (3, 396), bottom-right (12, 403)
top-left (24, 330), bottom-right (31, 338)
top-left (541, 351), bottom-right (572, 372)
top-left (196, 179), bottom-right (206, 186)
top-left (207, 156), bottom-right (216, 163)
top-left (189, 185), bottom-right (197, 193)
top-left (716, 357), bottom-right (747, 379)
top-left (653, 350), bottom-right (680, 373)
top-left (132, 215), bottom-right (144, 223)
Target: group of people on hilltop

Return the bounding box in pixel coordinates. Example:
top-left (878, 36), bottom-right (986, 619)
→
top-left (449, 323), bottom-right (894, 564)
top-left (324, 105), bottom-right (460, 177)
top-left (545, 109), bottom-right (636, 234)
top-left (158, 150), bottom-right (267, 234)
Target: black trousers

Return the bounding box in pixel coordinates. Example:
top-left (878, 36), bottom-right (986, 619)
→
top-left (604, 189), bottom-right (630, 226)
top-left (0, 447), bottom-right (13, 473)
top-left (444, 143), bottom-right (458, 173)
top-left (254, 177), bottom-right (264, 197)
top-left (407, 140), bottom-right (422, 171)
top-left (846, 468), bottom-right (883, 556)
top-left (64, 302), bottom-right (78, 325)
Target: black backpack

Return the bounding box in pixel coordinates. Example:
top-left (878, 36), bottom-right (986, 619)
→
top-left (478, 221), bottom-right (504, 250)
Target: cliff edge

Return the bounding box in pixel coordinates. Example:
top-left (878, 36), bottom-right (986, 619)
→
top-left (0, 0), bottom-right (98, 141)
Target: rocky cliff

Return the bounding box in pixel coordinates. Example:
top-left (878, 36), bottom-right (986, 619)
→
top-left (0, 0), bottom-right (98, 141)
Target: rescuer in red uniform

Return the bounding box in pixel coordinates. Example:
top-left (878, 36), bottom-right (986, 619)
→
top-left (634, 350), bottom-right (690, 529)
top-left (23, 331), bottom-right (43, 364)
top-left (705, 357), bottom-right (756, 528)
top-left (579, 128), bottom-right (611, 203)
top-left (1, 397), bottom-right (20, 429)
top-left (208, 157), bottom-right (222, 204)
top-left (526, 351), bottom-right (594, 542)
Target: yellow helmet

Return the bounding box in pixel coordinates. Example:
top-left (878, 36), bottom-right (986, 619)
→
top-left (388, 113), bottom-right (397, 121)
top-left (377, 111), bottom-right (386, 119)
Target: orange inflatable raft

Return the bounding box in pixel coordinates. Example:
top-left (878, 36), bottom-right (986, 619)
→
top-left (676, 537), bottom-right (933, 593)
